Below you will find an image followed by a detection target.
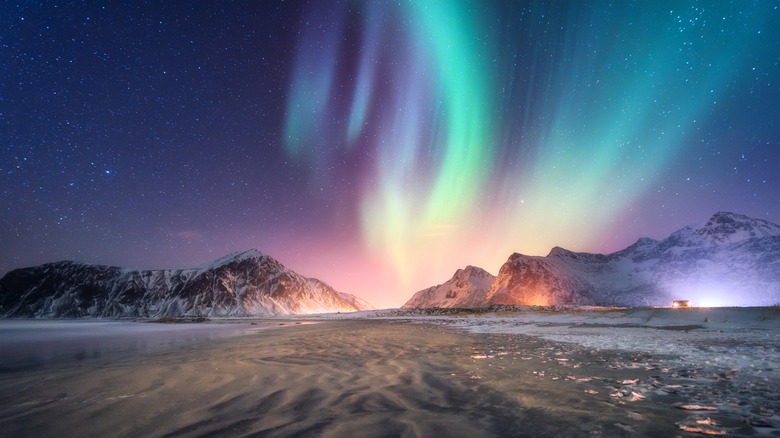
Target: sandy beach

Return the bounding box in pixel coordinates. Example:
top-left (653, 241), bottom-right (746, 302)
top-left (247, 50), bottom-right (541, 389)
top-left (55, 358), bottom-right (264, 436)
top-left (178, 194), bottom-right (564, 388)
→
top-left (1, 312), bottom-right (778, 437)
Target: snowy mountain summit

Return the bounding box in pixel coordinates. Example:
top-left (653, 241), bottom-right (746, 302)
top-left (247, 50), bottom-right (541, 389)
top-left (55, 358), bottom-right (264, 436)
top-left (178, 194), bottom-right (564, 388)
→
top-left (402, 266), bottom-right (495, 309)
top-left (0, 249), bottom-right (373, 318)
top-left (404, 212), bottom-right (780, 308)
top-left (685, 211), bottom-right (780, 245)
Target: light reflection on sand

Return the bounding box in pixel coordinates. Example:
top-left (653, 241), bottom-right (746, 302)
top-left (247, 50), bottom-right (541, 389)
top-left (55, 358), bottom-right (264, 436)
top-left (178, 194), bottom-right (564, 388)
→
top-left (0, 314), bottom-right (777, 436)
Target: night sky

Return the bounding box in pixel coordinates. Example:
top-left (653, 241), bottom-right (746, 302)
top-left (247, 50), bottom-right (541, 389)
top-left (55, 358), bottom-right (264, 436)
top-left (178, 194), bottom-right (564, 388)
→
top-left (2, 1), bottom-right (779, 308)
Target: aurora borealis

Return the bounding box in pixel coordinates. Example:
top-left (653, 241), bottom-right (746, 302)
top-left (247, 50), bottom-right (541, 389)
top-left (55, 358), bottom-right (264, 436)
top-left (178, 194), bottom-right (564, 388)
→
top-left (2, 1), bottom-right (779, 308)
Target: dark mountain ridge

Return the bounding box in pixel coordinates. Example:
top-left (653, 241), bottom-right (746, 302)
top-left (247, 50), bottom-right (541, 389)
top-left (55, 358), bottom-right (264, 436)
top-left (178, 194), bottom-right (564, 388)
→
top-left (0, 249), bottom-right (372, 318)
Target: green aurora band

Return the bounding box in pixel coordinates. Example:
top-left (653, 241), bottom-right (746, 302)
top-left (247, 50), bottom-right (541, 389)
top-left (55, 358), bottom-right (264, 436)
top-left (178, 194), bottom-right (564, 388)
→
top-left (284, 0), bottom-right (777, 288)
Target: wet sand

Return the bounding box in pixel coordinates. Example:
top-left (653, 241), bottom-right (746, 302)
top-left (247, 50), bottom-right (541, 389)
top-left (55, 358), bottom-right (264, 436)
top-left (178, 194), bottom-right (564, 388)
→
top-left (0, 319), bottom-right (765, 437)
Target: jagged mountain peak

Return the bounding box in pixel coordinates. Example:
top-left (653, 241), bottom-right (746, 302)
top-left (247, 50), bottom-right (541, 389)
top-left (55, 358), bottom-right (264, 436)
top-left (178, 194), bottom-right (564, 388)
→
top-left (546, 246), bottom-right (573, 258)
top-left (661, 211), bottom-right (780, 248)
top-left (228, 248), bottom-right (267, 260)
top-left (456, 265), bottom-right (493, 277)
top-left (613, 236), bottom-right (661, 261)
top-left (546, 247), bottom-right (611, 265)
top-left (633, 237), bottom-right (659, 247)
top-left (198, 249), bottom-right (268, 268)
top-left (507, 252), bottom-right (529, 262)
top-left (694, 211), bottom-right (780, 242)
top-left (46, 260), bottom-right (117, 270)
top-left (402, 264), bottom-right (496, 309)
top-left (708, 211), bottom-right (755, 224)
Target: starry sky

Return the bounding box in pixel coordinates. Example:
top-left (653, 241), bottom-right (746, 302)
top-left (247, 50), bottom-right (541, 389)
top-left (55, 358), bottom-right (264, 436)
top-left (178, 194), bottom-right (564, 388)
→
top-left (2, 1), bottom-right (779, 308)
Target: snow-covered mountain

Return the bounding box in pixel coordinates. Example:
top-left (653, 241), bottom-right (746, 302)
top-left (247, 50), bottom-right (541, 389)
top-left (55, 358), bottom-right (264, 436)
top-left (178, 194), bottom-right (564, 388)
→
top-left (402, 266), bottom-right (495, 309)
top-left (406, 212), bottom-right (780, 308)
top-left (0, 249), bottom-right (373, 318)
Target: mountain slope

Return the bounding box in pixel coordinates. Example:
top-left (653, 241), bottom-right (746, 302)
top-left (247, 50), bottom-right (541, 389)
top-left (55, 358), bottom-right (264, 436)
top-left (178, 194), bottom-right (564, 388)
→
top-left (0, 249), bottom-right (373, 318)
top-left (410, 212), bottom-right (780, 308)
top-left (402, 266), bottom-right (495, 308)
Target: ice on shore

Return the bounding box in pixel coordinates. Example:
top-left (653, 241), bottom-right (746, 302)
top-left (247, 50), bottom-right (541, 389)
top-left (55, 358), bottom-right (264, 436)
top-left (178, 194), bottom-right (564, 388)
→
top-left (1, 308), bottom-right (777, 436)
top-left (354, 306), bottom-right (780, 373)
top-left (345, 306), bottom-right (780, 435)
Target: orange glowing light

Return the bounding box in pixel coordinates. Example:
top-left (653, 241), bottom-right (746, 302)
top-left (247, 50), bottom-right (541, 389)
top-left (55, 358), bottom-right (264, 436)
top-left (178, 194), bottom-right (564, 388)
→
top-left (526, 290), bottom-right (551, 307)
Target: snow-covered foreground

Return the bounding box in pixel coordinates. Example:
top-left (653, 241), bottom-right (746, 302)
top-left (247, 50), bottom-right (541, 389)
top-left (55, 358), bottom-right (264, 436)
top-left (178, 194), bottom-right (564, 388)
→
top-left (344, 306), bottom-right (780, 370)
top-left (338, 306), bottom-right (780, 435)
top-left (450, 307), bottom-right (778, 372)
top-left (1, 308), bottom-right (778, 436)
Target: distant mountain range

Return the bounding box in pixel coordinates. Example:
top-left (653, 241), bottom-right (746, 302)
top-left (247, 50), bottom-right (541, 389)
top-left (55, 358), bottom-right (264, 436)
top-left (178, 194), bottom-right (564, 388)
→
top-left (0, 249), bottom-right (373, 318)
top-left (3, 212), bottom-right (778, 317)
top-left (404, 212), bottom-right (780, 308)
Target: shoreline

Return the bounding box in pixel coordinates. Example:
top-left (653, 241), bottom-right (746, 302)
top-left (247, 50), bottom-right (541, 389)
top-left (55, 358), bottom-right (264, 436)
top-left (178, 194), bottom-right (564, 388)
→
top-left (1, 312), bottom-right (778, 436)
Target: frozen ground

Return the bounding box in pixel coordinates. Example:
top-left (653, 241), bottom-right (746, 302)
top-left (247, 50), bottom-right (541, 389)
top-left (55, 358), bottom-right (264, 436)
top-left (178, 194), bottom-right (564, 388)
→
top-left (1, 308), bottom-right (778, 436)
top-left (343, 306), bottom-right (780, 435)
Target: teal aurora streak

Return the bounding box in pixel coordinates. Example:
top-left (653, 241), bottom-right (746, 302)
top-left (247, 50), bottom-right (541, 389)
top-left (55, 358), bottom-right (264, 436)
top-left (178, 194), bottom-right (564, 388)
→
top-left (2, 0), bottom-right (779, 309)
top-left (285, 1), bottom-right (777, 288)
top-left (284, 0), bottom-right (777, 289)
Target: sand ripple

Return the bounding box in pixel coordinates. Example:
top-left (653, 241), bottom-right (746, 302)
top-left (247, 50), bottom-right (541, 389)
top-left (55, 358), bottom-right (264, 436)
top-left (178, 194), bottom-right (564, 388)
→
top-left (1, 320), bottom-right (765, 437)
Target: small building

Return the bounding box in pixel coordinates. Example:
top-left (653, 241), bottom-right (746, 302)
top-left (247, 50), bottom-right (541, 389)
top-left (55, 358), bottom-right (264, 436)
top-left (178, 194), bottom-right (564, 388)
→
top-left (672, 300), bottom-right (692, 308)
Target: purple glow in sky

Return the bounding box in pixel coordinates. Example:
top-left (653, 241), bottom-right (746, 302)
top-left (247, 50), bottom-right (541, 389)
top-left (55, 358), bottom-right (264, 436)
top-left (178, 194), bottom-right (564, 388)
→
top-left (2, 1), bottom-right (779, 307)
